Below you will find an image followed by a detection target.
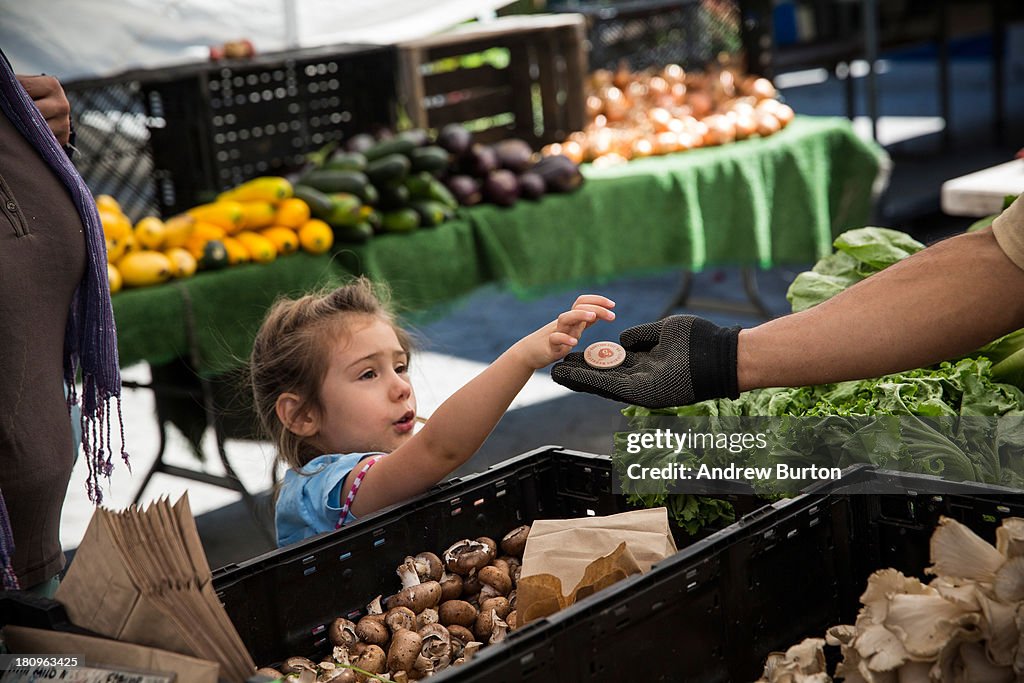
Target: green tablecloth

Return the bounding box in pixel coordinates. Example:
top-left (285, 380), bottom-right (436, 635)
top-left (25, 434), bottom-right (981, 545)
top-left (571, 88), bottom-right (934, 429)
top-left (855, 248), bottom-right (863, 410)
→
top-left (113, 252), bottom-right (339, 371)
top-left (113, 116), bottom-right (883, 373)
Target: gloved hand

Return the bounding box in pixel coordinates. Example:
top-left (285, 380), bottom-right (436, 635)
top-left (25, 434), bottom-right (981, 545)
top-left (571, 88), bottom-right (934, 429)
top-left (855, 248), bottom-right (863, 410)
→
top-left (551, 315), bottom-right (740, 408)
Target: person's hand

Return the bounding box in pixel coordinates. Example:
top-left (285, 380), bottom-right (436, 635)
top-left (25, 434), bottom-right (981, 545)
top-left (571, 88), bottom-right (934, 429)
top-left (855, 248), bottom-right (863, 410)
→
top-left (512, 294), bottom-right (616, 370)
top-left (551, 314), bottom-right (741, 408)
top-left (17, 75), bottom-right (72, 146)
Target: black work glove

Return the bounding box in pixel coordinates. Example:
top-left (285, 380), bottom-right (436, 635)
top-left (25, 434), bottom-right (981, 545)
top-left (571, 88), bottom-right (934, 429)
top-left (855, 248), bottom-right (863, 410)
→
top-left (551, 315), bottom-right (740, 408)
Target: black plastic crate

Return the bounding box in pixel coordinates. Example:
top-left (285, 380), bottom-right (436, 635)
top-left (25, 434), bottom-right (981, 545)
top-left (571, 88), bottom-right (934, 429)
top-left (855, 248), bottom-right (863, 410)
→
top-left (551, 0), bottom-right (743, 71)
top-left (210, 446), bottom-right (769, 676)
top-left (64, 44), bottom-right (396, 219)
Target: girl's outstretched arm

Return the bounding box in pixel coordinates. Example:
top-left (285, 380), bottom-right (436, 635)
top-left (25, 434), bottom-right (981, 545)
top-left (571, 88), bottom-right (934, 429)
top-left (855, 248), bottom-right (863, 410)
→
top-left (349, 294), bottom-right (615, 514)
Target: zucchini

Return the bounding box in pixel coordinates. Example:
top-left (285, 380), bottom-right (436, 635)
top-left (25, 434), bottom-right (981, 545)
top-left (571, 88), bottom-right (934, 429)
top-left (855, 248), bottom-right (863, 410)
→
top-left (332, 221), bottom-right (374, 243)
top-left (365, 154), bottom-right (412, 186)
top-left (381, 208), bottom-right (420, 233)
top-left (426, 178), bottom-right (459, 210)
top-left (410, 200), bottom-right (452, 227)
top-left (363, 137), bottom-right (416, 162)
top-left (302, 169), bottom-right (371, 197)
top-left (409, 146), bottom-right (450, 175)
top-left (377, 183), bottom-right (411, 210)
top-left (324, 152), bottom-right (367, 172)
top-left (403, 172), bottom-right (434, 200)
top-left (326, 193), bottom-right (363, 228)
top-left (292, 184), bottom-right (334, 219)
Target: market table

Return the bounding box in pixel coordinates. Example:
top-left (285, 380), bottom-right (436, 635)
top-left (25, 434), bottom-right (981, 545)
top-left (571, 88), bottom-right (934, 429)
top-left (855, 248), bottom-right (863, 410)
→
top-left (940, 158), bottom-right (1024, 218)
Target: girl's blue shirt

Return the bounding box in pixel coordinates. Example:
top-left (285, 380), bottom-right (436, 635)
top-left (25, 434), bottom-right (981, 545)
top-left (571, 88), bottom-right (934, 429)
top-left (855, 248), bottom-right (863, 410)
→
top-left (275, 452), bottom-right (378, 547)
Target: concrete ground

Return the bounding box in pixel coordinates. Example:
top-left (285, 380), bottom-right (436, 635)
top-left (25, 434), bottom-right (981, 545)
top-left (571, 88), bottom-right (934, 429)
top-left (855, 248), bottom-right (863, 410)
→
top-left (61, 41), bottom-right (1024, 572)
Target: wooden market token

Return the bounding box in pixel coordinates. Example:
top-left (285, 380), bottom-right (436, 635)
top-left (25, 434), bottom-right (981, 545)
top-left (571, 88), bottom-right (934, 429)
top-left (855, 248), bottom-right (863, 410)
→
top-left (584, 341), bottom-right (626, 369)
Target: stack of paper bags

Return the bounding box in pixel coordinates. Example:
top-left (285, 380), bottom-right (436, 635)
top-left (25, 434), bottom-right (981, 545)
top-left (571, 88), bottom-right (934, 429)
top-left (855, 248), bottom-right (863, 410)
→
top-left (516, 507), bottom-right (678, 625)
top-left (55, 495), bottom-right (256, 682)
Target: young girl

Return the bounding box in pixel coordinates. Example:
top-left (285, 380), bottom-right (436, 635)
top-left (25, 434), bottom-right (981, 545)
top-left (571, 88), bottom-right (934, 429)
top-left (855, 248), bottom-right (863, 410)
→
top-left (249, 278), bottom-right (615, 547)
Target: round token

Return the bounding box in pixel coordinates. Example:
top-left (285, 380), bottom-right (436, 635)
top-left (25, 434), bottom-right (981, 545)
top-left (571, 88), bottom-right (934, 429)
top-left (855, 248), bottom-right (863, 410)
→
top-left (584, 341), bottom-right (626, 369)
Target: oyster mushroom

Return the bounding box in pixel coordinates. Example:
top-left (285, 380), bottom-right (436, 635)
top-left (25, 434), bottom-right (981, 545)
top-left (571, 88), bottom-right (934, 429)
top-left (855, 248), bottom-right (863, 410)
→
top-left (438, 599), bottom-right (478, 628)
top-left (393, 580), bottom-right (442, 613)
top-left (328, 618), bottom-right (359, 649)
top-left (996, 517), bottom-right (1024, 558)
top-left (386, 606), bottom-right (417, 634)
top-left (500, 525), bottom-right (530, 558)
top-left (927, 516), bottom-right (1004, 583)
top-left (444, 539), bottom-right (493, 575)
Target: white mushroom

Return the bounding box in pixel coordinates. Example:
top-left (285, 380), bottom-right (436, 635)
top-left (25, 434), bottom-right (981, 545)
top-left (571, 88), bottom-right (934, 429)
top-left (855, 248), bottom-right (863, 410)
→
top-left (927, 517), bottom-right (1004, 583)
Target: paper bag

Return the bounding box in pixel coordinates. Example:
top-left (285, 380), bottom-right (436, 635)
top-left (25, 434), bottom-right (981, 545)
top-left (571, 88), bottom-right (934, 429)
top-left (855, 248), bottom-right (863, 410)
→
top-left (517, 507), bottom-right (677, 624)
top-left (2, 625), bottom-right (221, 683)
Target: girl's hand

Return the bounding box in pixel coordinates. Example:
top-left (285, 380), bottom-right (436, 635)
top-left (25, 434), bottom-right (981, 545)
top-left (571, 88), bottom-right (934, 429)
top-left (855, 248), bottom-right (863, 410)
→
top-left (513, 294), bottom-right (616, 369)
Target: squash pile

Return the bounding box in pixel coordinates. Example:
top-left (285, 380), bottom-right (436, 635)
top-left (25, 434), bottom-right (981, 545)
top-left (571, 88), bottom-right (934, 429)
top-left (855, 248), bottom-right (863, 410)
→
top-left (99, 177), bottom-right (334, 293)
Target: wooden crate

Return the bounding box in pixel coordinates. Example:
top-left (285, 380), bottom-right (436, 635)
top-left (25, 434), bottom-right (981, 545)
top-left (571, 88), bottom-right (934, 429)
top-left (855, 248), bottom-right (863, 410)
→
top-left (397, 14), bottom-right (587, 149)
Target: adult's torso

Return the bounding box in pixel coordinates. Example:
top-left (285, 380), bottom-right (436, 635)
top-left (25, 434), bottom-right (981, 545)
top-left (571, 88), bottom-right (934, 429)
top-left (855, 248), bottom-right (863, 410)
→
top-left (0, 103), bottom-right (86, 586)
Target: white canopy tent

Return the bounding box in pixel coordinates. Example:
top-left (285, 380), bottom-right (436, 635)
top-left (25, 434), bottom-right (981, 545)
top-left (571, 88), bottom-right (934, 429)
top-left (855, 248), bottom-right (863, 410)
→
top-left (0, 0), bottom-right (517, 80)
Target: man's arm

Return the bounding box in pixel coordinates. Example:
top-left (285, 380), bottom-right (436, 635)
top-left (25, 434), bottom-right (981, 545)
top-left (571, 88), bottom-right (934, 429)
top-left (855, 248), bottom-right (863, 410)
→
top-left (738, 226), bottom-right (1024, 391)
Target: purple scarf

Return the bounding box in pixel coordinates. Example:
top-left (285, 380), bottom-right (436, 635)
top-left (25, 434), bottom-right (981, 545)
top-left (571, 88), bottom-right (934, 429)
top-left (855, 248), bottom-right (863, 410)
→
top-left (0, 51), bottom-right (127, 590)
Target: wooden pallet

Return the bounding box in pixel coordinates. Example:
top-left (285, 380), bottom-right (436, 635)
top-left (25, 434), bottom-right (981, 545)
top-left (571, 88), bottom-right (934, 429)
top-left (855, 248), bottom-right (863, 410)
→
top-left (397, 14), bottom-right (587, 149)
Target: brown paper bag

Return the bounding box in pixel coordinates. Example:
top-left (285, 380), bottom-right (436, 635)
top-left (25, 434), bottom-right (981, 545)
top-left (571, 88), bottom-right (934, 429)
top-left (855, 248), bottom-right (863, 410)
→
top-left (54, 496), bottom-right (256, 682)
top-left (3, 625), bottom-right (221, 683)
top-left (517, 507), bottom-right (678, 625)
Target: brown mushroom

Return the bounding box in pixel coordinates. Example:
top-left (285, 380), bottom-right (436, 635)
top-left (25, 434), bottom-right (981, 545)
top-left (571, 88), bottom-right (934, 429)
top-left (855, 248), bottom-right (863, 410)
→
top-left (366, 595), bottom-right (384, 615)
top-left (347, 641), bottom-right (367, 658)
top-left (414, 552), bottom-right (444, 582)
top-left (387, 629), bottom-right (423, 674)
top-left (393, 580), bottom-right (442, 613)
top-left (476, 536), bottom-right (498, 556)
top-left (490, 558), bottom-right (511, 576)
top-left (447, 624), bottom-right (475, 647)
top-left (454, 641), bottom-right (482, 666)
top-left (505, 557), bottom-right (522, 584)
top-left (479, 596), bottom-right (511, 620)
top-left (478, 565), bottom-right (512, 599)
top-left (500, 525), bottom-right (530, 557)
top-left (474, 608), bottom-right (497, 641)
top-left (353, 644), bottom-right (386, 675)
top-left (438, 599), bottom-right (478, 628)
top-left (386, 606), bottom-right (417, 634)
top-left (328, 617), bottom-right (359, 649)
top-left (462, 573), bottom-right (482, 601)
top-left (416, 607), bottom-right (439, 630)
top-left (507, 589), bottom-right (517, 611)
top-left (397, 557), bottom-right (421, 588)
top-left (282, 656), bottom-right (317, 674)
top-left (411, 653), bottom-right (434, 679)
top-left (439, 572), bottom-right (463, 602)
top-left (507, 610), bottom-right (518, 630)
top-left (489, 611), bottom-right (509, 644)
top-left (444, 539), bottom-right (493, 575)
top-left (393, 672), bottom-right (409, 683)
top-left (356, 615), bottom-right (390, 646)
top-left (418, 622), bottom-right (452, 663)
